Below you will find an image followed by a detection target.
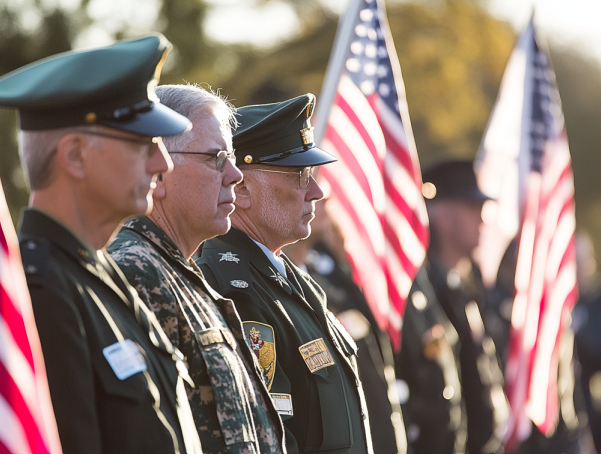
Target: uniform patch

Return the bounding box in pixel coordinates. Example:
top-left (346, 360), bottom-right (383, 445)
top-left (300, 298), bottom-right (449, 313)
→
top-left (243, 322), bottom-right (276, 390)
top-left (219, 252), bottom-right (240, 263)
top-left (230, 280), bottom-right (248, 288)
top-left (270, 393), bottom-right (293, 416)
top-left (298, 338), bottom-right (335, 373)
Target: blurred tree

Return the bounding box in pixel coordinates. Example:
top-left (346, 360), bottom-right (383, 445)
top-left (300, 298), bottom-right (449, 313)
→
top-left (0, 3), bottom-right (80, 224)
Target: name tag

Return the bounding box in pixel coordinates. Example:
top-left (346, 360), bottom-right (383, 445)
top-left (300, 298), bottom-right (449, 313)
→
top-left (271, 393), bottom-right (293, 416)
top-left (298, 338), bottom-right (335, 373)
top-left (103, 339), bottom-right (147, 380)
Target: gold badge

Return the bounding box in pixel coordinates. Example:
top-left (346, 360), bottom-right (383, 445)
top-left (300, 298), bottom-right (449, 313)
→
top-left (298, 338), bottom-right (335, 373)
top-left (300, 126), bottom-right (314, 145)
top-left (243, 322), bottom-right (276, 390)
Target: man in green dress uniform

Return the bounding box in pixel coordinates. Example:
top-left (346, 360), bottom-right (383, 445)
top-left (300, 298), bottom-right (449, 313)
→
top-left (0, 35), bottom-right (201, 454)
top-left (197, 94), bottom-right (373, 454)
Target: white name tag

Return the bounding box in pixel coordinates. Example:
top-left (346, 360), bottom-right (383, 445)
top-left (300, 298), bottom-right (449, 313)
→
top-left (103, 339), bottom-right (147, 380)
top-left (271, 393), bottom-right (293, 416)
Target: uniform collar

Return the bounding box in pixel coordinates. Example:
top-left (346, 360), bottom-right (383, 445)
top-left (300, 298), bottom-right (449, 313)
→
top-left (121, 216), bottom-right (193, 271)
top-left (250, 238), bottom-right (287, 277)
top-left (20, 208), bottom-right (99, 269)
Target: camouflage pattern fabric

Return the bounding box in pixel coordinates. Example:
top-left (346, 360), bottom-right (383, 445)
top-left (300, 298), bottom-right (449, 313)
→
top-left (108, 217), bottom-right (285, 454)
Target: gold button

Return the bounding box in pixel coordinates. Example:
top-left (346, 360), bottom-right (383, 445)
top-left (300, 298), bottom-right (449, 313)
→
top-left (84, 112), bottom-right (97, 124)
top-left (244, 155), bottom-right (253, 164)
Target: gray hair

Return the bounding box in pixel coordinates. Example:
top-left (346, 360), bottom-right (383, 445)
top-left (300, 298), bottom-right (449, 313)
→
top-left (19, 125), bottom-right (103, 191)
top-left (156, 84), bottom-right (236, 155)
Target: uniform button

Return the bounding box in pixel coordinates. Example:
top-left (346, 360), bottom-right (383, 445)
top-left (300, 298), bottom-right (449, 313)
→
top-left (443, 385), bottom-right (455, 400)
top-left (25, 240), bottom-right (37, 250)
top-left (361, 412), bottom-right (367, 420)
top-left (25, 265), bottom-right (37, 273)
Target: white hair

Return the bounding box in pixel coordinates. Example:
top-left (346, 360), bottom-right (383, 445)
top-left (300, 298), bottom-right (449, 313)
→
top-left (156, 84), bottom-right (236, 156)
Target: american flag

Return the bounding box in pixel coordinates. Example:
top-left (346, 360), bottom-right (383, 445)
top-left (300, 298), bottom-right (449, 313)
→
top-left (315, 0), bottom-right (429, 348)
top-left (0, 179), bottom-right (62, 454)
top-left (474, 20), bottom-right (577, 449)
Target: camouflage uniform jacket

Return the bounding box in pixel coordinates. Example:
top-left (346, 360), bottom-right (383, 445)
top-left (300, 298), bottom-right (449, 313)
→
top-left (108, 217), bottom-right (285, 454)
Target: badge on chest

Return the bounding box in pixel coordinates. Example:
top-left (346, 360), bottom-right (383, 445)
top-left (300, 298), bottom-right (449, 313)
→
top-left (103, 339), bottom-right (147, 380)
top-left (298, 338), bottom-right (335, 373)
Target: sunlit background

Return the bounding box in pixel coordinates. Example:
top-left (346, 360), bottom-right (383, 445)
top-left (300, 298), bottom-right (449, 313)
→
top-left (1, 0), bottom-right (601, 260)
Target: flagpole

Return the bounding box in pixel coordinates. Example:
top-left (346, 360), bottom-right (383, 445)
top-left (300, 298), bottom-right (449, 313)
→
top-left (314, 0), bottom-right (364, 145)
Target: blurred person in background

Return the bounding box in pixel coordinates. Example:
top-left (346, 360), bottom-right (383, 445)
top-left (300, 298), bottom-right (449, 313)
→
top-left (396, 160), bottom-right (508, 454)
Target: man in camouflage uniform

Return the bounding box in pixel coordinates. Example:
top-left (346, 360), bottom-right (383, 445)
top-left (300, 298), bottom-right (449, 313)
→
top-left (108, 84), bottom-right (285, 454)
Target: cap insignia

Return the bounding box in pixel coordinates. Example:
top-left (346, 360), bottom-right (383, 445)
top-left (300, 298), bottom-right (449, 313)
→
top-left (219, 252), bottom-right (240, 263)
top-left (244, 155), bottom-right (253, 164)
top-left (85, 112), bottom-right (97, 124)
top-left (300, 126), bottom-right (314, 145)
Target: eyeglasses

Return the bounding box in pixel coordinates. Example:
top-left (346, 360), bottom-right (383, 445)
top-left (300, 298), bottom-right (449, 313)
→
top-left (80, 130), bottom-right (158, 156)
top-left (170, 150), bottom-right (236, 172)
top-left (251, 166), bottom-right (314, 188)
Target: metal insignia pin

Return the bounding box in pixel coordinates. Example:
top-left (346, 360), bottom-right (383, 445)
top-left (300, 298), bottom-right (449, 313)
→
top-left (269, 266), bottom-right (289, 288)
top-left (219, 252), bottom-right (240, 263)
top-left (230, 280), bottom-right (249, 288)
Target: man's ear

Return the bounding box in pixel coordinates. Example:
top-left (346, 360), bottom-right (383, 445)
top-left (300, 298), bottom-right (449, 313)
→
top-left (234, 177), bottom-right (251, 209)
top-left (55, 133), bottom-right (86, 180)
top-left (152, 173), bottom-right (166, 200)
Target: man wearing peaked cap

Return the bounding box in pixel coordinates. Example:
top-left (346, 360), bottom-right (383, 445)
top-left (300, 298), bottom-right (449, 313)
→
top-left (198, 94), bottom-right (374, 454)
top-left (396, 159), bottom-right (507, 454)
top-left (0, 35), bottom-right (202, 454)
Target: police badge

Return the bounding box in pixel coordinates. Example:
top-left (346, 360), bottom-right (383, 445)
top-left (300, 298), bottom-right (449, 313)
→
top-left (243, 322), bottom-right (276, 390)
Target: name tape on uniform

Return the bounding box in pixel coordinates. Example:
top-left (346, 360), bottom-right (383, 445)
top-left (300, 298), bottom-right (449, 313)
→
top-left (270, 393), bottom-right (293, 416)
top-left (103, 339), bottom-right (147, 380)
top-left (298, 338), bottom-right (335, 373)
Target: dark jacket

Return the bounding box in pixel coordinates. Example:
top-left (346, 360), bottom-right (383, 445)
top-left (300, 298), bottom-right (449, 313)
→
top-left (19, 208), bottom-right (195, 454)
top-left (198, 228), bottom-right (373, 454)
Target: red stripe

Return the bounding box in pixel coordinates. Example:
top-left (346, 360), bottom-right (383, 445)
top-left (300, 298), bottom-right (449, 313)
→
top-left (0, 286), bottom-right (35, 368)
top-left (385, 181), bottom-right (429, 244)
top-left (0, 362), bottom-right (49, 453)
top-left (324, 126), bottom-right (376, 203)
top-left (336, 93), bottom-right (379, 162)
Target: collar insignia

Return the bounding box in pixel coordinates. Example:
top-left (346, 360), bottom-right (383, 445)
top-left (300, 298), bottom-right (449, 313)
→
top-left (219, 252), bottom-right (240, 263)
top-left (269, 266), bottom-right (289, 288)
top-left (230, 280), bottom-right (249, 288)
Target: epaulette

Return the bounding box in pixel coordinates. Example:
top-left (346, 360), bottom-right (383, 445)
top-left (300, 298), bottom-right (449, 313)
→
top-left (200, 241), bottom-right (252, 293)
top-left (19, 236), bottom-right (50, 285)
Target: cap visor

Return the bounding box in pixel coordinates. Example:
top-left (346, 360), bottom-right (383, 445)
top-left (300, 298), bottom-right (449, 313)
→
top-left (263, 146), bottom-right (337, 167)
top-left (102, 102), bottom-right (191, 137)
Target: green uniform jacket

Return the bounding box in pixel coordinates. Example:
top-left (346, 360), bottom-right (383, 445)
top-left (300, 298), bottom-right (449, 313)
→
top-left (108, 217), bottom-right (285, 454)
top-left (19, 208), bottom-right (195, 454)
top-left (198, 229), bottom-right (373, 454)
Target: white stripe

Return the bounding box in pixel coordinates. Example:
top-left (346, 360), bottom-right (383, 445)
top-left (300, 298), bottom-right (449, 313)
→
top-left (337, 75), bottom-right (387, 160)
top-left (384, 151), bottom-right (428, 224)
top-left (321, 142), bottom-right (385, 256)
top-left (0, 314), bottom-right (43, 433)
top-left (0, 393), bottom-right (33, 454)
top-left (328, 104), bottom-right (386, 212)
top-left (376, 97), bottom-right (410, 152)
top-left (527, 262), bottom-right (576, 425)
top-left (383, 240), bottom-right (413, 301)
top-left (545, 206), bottom-right (575, 282)
top-left (384, 196), bottom-right (427, 268)
top-left (326, 198), bottom-right (390, 323)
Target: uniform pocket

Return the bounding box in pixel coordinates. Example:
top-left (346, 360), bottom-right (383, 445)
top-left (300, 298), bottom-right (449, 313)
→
top-left (196, 334), bottom-right (257, 446)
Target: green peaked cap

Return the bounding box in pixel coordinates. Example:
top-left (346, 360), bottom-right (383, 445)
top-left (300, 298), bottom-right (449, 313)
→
top-left (0, 33), bottom-right (191, 136)
top-left (233, 93), bottom-right (337, 167)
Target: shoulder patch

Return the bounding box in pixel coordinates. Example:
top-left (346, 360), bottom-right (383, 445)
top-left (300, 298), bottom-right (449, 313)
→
top-left (19, 237), bottom-right (50, 283)
top-left (243, 321), bottom-right (276, 390)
